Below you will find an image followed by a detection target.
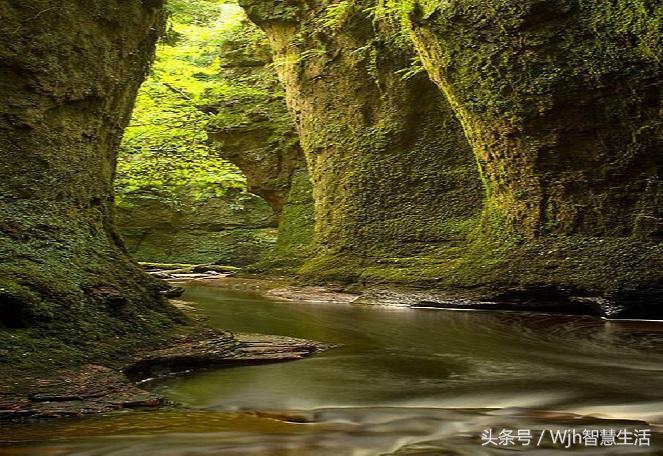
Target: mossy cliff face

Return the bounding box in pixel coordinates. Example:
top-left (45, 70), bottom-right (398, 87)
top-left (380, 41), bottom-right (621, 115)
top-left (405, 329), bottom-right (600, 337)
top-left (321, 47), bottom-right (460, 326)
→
top-left (0, 0), bottom-right (181, 372)
top-left (205, 14), bottom-right (315, 271)
top-left (405, 0), bottom-right (662, 309)
top-left (410, 0), bottom-right (661, 239)
top-left (116, 190), bottom-right (277, 266)
top-left (205, 15), bottom-right (304, 218)
top-left (242, 0), bottom-right (662, 312)
top-left (240, 0), bottom-right (483, 281)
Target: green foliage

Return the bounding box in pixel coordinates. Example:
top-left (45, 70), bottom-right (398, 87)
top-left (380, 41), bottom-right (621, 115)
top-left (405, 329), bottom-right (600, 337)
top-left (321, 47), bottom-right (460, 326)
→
top-left (117, 1), bottom-right (252, 204)
top-left (395, 55), bottom-right (425, 80)
top-left (367, 0), bottom-right (414, 29)
top-left (320, 0), bottom-right (354, 29)
top-left (165, 0), bottom-right (232, 25)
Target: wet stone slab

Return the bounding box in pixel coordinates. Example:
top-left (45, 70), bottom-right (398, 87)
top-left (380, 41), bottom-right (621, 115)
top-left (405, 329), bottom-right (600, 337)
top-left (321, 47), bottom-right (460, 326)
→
top-left (0, 330), bottom-right (329, 421)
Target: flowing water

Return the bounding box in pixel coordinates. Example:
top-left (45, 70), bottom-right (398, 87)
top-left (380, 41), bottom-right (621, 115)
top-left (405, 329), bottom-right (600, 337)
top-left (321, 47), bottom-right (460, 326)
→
top-left (2, 281), bottom-right (663, 455)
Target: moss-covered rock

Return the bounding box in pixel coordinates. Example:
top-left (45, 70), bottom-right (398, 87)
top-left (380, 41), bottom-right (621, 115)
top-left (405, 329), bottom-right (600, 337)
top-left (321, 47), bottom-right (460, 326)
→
top-left (404, 0), bottom-right (662, 307)
top-left (249, 168), bottom-right (316, 273)
top-left (242, 0), bottom-right (663, 312)
top-left (240, 0), bottom-right (483, 282)
top-left (0, 0), bottom-right (182, 375)
top-left (410, 0), bottom-right (661, 238)
top-left (205, 15), bottom-right (304, 218)
top-left (116, 190), bottom-right (277, 265)
top-left (205, 13), bottom-right (315, 272)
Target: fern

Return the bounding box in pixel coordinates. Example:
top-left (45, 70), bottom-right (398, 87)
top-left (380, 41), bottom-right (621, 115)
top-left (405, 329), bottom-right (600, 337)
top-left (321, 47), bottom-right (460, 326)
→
top-left (320, 0), bottom-right (354, 30)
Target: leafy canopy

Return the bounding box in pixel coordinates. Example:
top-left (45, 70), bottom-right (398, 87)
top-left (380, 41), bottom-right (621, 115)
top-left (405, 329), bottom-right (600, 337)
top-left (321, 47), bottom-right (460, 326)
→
top-left (116, 0), bottom-right (251, 205)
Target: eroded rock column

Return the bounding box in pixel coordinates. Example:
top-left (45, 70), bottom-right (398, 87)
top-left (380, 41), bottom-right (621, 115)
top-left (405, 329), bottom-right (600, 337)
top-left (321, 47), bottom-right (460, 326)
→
top-left (408, 0), bottom-right (662, 309)
top-left (204, 14), bottom-right (315, 272)
top-left (411, 0), bottom-right (662, 238)
top-left (0, 0), bottom-right (180, 366)
top-left (241, 0), bottom-right (483, 282)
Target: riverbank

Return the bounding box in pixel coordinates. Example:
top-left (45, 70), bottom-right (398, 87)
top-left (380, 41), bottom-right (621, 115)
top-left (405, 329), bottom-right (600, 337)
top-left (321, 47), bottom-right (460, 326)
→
top-left (1, 328), bottom-right (327, 421)
top-left (4, 279), bottom-right (663, 454)
top-left (144, 262), bottom-right (663, 320)
top-left (0, 275), bottom-right (329, 421)
top-left (191, 273), bottom-right (663, 321)
top-left (4, 265), bottom-right (658, 423)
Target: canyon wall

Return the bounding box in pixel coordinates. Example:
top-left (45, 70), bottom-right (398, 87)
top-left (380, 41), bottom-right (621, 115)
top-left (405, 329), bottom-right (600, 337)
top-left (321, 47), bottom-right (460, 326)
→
top-left (242, 0), bottom-right (662, 314)
top-left (0, 0), bottom-right (181, 371)
top-left (240, 0), bottom-right (483, 282)
top-left (408, 0), bottom-right (662, 312)
top-left (205, 15), bottom-right (315, 272)
top-left (411, 0), bottom-right (662, 240)
top-left (116, 190), bottom-right (277, 266)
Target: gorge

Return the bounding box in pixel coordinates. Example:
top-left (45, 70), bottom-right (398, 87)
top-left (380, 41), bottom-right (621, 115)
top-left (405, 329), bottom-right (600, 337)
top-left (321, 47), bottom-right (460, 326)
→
top-left (0, 0), bottom-right (662, 444)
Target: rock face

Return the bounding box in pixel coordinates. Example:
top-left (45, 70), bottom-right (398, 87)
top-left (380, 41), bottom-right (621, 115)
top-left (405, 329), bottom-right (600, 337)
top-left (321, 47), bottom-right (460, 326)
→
top-left (0, 364), bottom-right (166, 420)
top-left (206, 18), bottom-right (303, 219)
top-left (0, 0), bottom-right (181, 372)
top-left (407, 0), bottom-right (663, 309)
top-left (241, 0), bottom-right (662, 312)
top-left (240, 0), bottom-right (483, 282)
top-left (260, 168), bottom-right (316, 272)
top-left (410, 0), bottom-right (662, 238)
top-left (116, 190), bottom-right (277, 266)
top-left (205, 15), bottom-right (315, 272)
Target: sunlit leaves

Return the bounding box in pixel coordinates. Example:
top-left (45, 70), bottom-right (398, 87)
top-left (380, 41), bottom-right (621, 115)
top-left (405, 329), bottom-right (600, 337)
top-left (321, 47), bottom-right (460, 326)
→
top-left (117, 1), bottom-right (250, 204)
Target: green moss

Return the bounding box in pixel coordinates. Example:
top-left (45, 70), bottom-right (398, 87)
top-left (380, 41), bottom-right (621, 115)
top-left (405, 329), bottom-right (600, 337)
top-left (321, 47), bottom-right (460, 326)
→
top-left (249, 169), bottom-right (316, 274)
top-left (243, 0), bottom-right (483, 282)
top-left (0, 205), bottom-right (185, 377)
top-left (204, 12), bottom-right (303, 218)
top-left (241, 0), bottom-right (662, 306)
top-left (409, 0), bottom-right (662, 238)
top-left (116, 189), bottom-right (277, 265)
top-left (0, 0), bottom-right (185, 379)
top-left (201, 7), bottom-right (316, 272)
top-left (297, 253), bottom-right (365, 284)
top-left (125, 227), bottom-right (278, 266)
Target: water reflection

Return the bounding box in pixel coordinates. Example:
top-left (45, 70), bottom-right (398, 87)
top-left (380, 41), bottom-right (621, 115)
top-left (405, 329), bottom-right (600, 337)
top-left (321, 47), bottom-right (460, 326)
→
top-left (1, 408), bottom-right (660, 455)
top-left (157, 285), bottom-right (663, 419)
top-left (2, 282), bottom-right (663, 455)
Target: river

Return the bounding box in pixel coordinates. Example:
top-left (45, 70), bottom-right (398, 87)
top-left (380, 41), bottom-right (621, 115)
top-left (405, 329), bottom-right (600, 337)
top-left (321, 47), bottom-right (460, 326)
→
top-left (2, 281), bottom-right (663, 454)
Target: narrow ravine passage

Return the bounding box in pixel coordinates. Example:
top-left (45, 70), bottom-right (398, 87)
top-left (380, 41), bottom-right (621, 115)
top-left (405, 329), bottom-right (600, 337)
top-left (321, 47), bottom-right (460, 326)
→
top-left (1, 1), bottom-right (661, 454)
